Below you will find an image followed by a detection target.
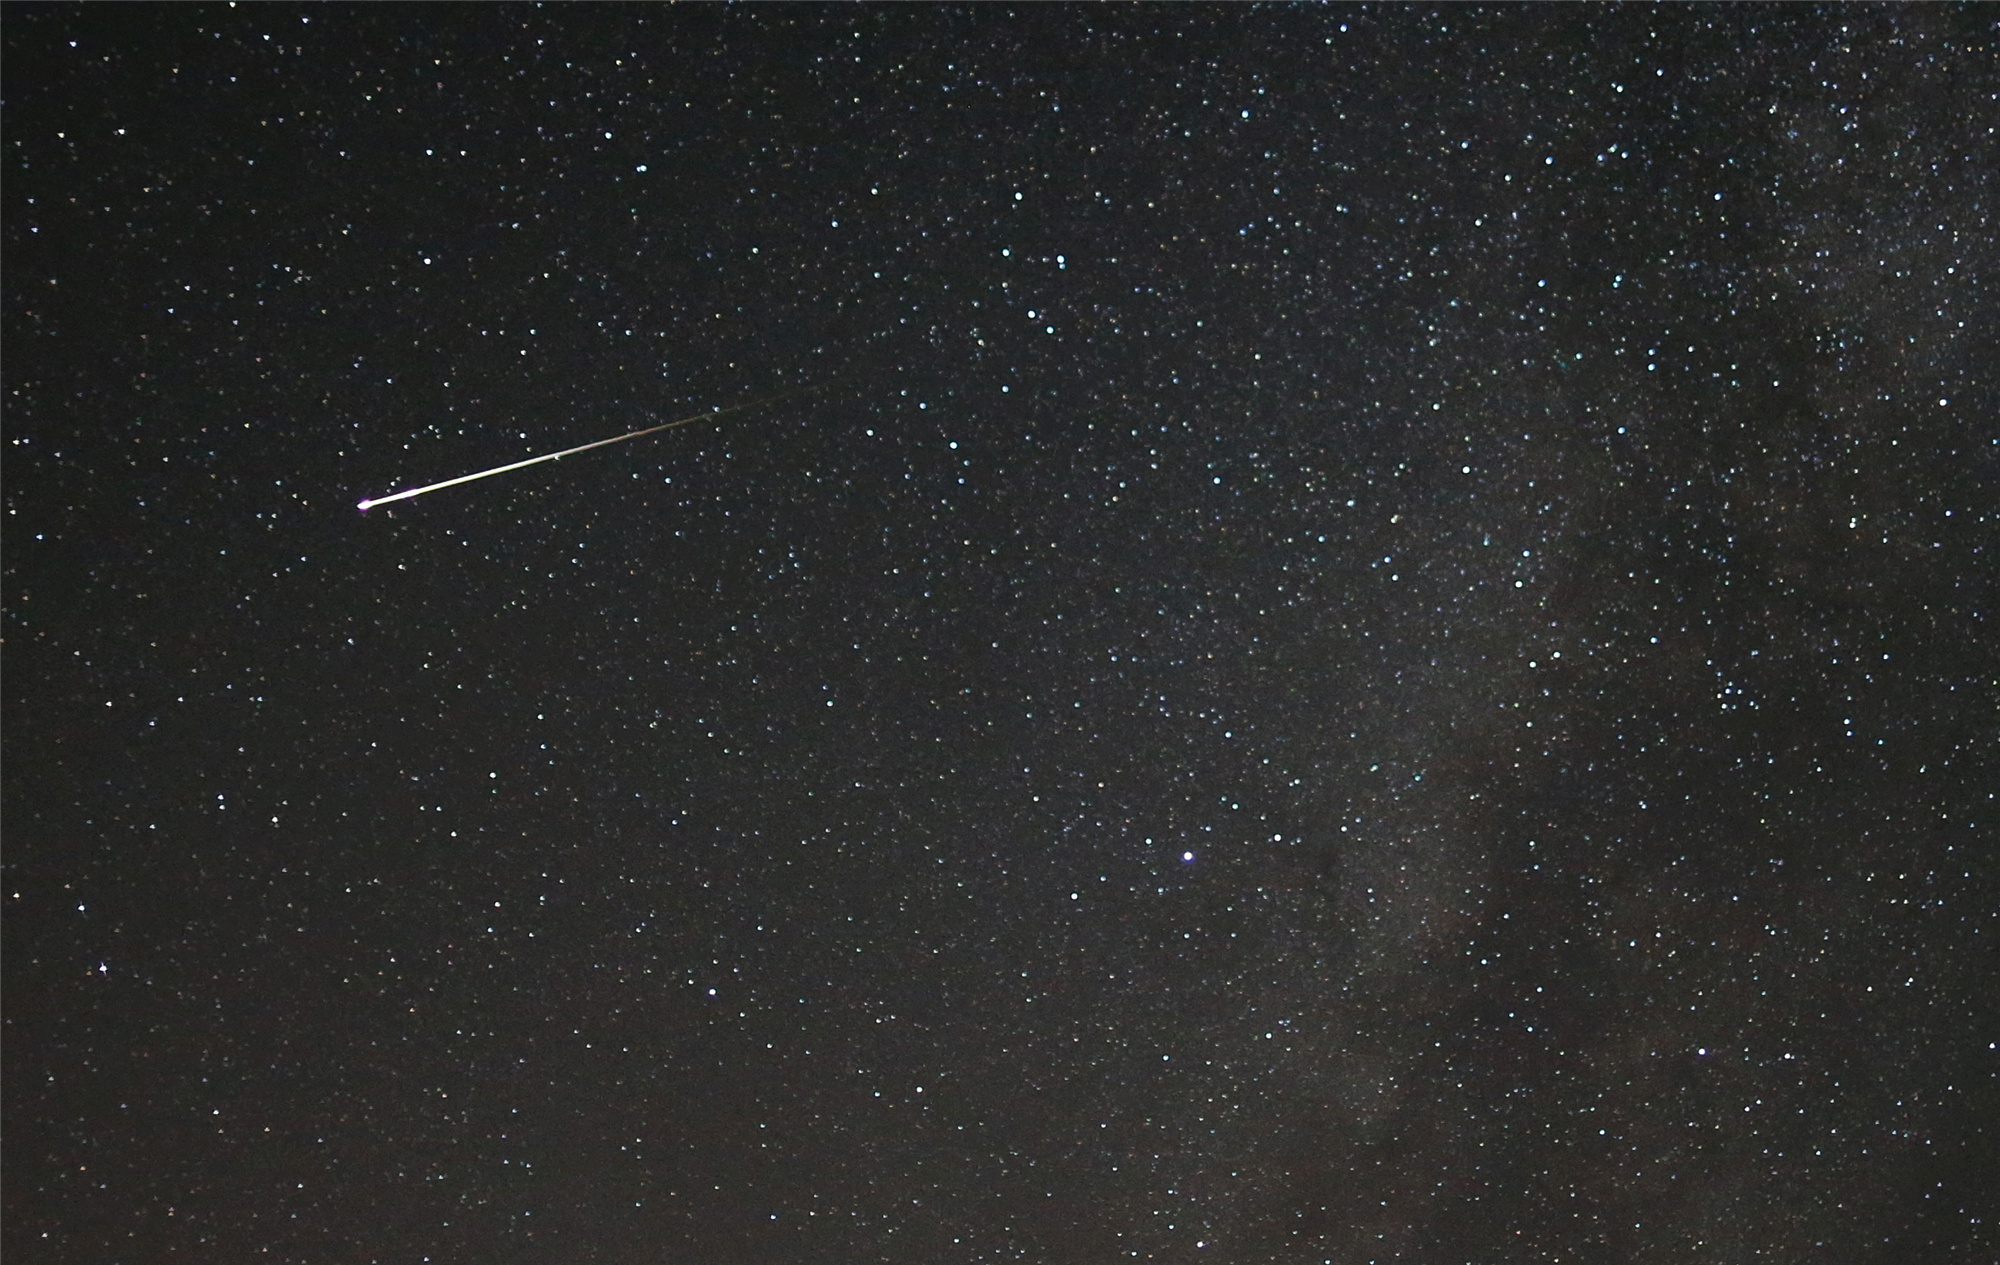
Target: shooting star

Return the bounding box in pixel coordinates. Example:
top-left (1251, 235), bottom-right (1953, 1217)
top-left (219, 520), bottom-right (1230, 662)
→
top-left (356, 383), bottom-right (827, 511)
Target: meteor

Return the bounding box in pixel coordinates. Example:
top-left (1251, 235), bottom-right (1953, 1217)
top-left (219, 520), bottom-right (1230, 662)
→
top-left (356, 383), bottom-right (826, 511)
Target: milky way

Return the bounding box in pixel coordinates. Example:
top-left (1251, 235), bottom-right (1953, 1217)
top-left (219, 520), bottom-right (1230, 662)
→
top-left (5, 7), bottom-right (1993, 1262)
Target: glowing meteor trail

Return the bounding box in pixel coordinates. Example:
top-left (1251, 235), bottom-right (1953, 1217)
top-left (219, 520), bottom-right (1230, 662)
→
top-left (356, 384), bottom-right (824, 511)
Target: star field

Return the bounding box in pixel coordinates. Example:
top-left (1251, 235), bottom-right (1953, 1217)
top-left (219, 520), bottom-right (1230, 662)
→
top-left (4, 7), bottom-right (1995, 1262)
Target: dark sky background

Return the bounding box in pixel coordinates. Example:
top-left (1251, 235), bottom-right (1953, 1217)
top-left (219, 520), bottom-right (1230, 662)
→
top-left (5, 5), bottom-right (1995, 1262)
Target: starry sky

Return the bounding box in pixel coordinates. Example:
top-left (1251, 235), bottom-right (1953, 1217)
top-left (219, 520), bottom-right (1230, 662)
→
top-left (4, 6), bottom-right (1995, 1262)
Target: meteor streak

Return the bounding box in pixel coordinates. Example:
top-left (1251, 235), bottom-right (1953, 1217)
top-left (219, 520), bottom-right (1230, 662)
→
top-left (356, 383), bottom-right (826, 511)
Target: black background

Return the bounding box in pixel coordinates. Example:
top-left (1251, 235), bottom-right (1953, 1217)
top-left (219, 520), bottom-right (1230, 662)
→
top-left (5, 6), bottom-right (1995, 1262)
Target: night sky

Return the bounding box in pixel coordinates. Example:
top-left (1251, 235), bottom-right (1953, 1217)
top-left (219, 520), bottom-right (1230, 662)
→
top-left (5, 6), bottom-right (1995, 1262)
